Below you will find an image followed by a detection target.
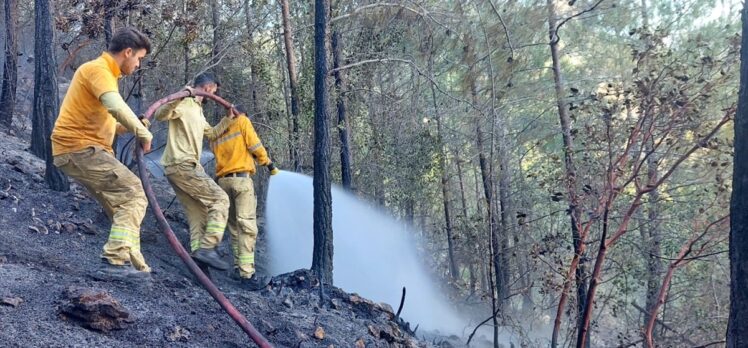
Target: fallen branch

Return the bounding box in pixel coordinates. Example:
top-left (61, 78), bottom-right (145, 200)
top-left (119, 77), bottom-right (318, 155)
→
top-left (395, 287), bottom-right (406, 319)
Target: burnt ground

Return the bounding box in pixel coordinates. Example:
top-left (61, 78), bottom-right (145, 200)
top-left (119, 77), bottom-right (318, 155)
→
top-left (0, 130), bottom-right (463, 348)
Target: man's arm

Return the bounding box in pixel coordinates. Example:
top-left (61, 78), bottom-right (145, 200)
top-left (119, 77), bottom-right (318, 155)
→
top-left (203, 109), bottom-right (236, 140)
top-left (100, 92), bottom-right (152, 145)
top-left (241, 117), bottom-right (271, 166)
top-left (115, 123), bottom-right (128, 135)
top-left (154, 100), bottom-right (182, 121)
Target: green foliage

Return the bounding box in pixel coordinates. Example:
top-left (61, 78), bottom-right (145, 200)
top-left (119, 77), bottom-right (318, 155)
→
top-left (36, 0), bottom-right (742, 343)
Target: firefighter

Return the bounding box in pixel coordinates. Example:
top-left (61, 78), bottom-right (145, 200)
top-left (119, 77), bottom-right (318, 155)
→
top-left (154, 73), bottom-right (236, 271)
top-left (211, 104), bottom-right (278, 290)
top-left (51, 27), bottom-right (154, 280)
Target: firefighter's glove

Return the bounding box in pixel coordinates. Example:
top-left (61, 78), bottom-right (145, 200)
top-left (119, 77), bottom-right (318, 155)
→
top-left (138, 115), bottom-right (151, 128)
top-left (268, 163), bottom-right (280, 176)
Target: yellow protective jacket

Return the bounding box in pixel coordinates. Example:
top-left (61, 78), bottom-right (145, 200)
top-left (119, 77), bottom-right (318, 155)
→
top-left (52, 52), bottom-right (152, 156)
top-left (155, 97), bottom-right (233, 167)
top-left (211, 114), bottom-right (271, 177)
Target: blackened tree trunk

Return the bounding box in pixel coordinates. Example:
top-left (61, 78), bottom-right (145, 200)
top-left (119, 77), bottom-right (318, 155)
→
top-left (477, 121), bottom-right (502, 348)
top-left (244, 0), bottom-right (260, 116)
top-left (727, 3), bottom-right (748, 347)
top-left (103, 2), bottom-right (114, 47)
top-left (455, 152), bottom-right (470, 227)
top-left (0, 0), bottom-right (18, 128)
top-left (182, 0), bottom-right (190, 85)
top-left (311, 0), bottom-right (333, 285)
top-left (183, 35), bottom-right (190, 85)
top-left (280, 0), bottom-right (301, 172)
top-left (34, 0), bottom-right (68, 191)
top-left (468, 56), bottom-right (503, 345)
top-left (431, 84), bottom-right (458, 283)
top-left (210, 0), bottom-right (221, 77)
top-left (331, 23), bottom-right (353, 190)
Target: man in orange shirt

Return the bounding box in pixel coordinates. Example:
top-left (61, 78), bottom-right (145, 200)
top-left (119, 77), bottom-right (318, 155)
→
top-left (51, 27), bottom-right (153, 280)
top-left (211, 104), bottom-right (278, 290)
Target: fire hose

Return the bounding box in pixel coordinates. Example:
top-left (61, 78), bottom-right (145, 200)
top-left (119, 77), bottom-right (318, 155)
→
top-left (135, 90), bottom-right (272, 347)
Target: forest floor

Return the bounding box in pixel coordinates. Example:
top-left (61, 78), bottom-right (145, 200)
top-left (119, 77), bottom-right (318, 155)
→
top-left (0, 129), bottom-right (473, 347)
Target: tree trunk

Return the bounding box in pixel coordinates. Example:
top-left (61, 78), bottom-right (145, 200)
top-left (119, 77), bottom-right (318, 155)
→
top-left (311, 0), bottom-right (333, 286)
top-left (469, 61), bottom-right (504, 345)
top-left (244, 0), bottom-right (261, 116)
top-left (477, 121), bottom-right (502, 347)
top-left (515, 162), bottom-right (534, 309)
top-left (0, 0), bottom-right (18, 128)
top-left (210, 0), bottom-right (221, 76)
top-left (331, 24), bottom-right (353, 190)
top-left (366, 82), bottom-right (385, 205)
top-left (456, 151), bottom-right (471, 289)
top-left (183, 0), bottom-right (190, 85)
top-left (638, 0), bottom-right (663, 336)
top-left (496, 114), bottom-right (513, 309)
top-left (103, 2), bottom-right (114, 47)
top-left (280, 0), bottom-right (301, 172)
top-left (404, 198), bottom-right (414, 225)
top-left (273, 16), bottom-right (293, 165)
top-left (456, 152), bottom-right (469, 225)
top-left (432, 85), bottom-right (458, 283)
top-left (473, 158), bottom-right (484, 228)
top-left (727, 3), bottom-right (748, 346)
top-left (547, 1), bottom-right (588, 346)
top-left (475, 33), bottom-right (509, 329)
top-left (641, 131), bottom-right (663, 337)
top-left (34, 0), bottom-right (68, 191)
top-left (424, 41), bottom-right (458, 281)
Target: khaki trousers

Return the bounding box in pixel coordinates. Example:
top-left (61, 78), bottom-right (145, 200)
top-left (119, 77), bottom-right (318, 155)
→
top-left (54, 147), bottom-right (150, 271)
top-left (218, 176), bottom-right (258, 278)
top-left (165, 161), bottom-right (229, 252)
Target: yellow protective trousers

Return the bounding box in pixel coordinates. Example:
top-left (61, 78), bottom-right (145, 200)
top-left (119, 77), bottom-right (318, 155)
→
top-left (165, 161), bottom-right (229, 252)
top-left (53, 147), bottom-right (150, 271)
top-left (217, 176), bottom-right (259, 279)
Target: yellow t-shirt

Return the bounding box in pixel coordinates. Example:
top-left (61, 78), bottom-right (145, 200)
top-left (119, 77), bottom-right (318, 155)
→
top-left (52, 52), bottom-right (121, 156)
top-left (211, 115), bottom-right (270, 178)
top-left (155, 97), bottom-right (233, 167)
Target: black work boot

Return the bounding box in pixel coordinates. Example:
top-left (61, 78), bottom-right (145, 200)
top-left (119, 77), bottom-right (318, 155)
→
top-left (93, 262), bottom-right (151, 282)
top-left (193, 259), bottom-right (213, 281)
top-left (191, 248), bottom-right (230, 270)
top-left (239, 274), bottom-right (271, 291)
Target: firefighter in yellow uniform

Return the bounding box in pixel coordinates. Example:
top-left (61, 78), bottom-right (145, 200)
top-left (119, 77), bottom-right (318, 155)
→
top-left (154, 73), bottom-right (235, 271)
top-left (211, 104), bottom-right (278, 290)
top-left (51, 28), bottom-right (153, 280)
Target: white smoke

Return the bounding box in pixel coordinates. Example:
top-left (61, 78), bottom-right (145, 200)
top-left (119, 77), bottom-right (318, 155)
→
top-left (266, 171), bottom-right (465, 334)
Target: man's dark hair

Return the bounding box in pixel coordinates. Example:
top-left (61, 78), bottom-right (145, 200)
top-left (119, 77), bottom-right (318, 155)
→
top-left (108, 27), bottom-right (152, 54)
top-left (233, 104), bottom-right (247, 115)
top-left (193, 73), bottom-right (221, 88)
